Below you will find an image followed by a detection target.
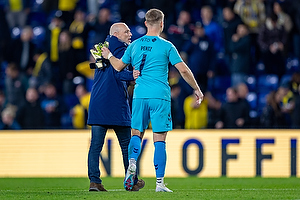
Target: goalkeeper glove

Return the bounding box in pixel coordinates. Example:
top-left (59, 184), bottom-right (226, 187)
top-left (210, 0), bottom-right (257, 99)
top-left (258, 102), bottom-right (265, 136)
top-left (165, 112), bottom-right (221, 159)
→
top-left (90, 41), bottom-right (110, 69)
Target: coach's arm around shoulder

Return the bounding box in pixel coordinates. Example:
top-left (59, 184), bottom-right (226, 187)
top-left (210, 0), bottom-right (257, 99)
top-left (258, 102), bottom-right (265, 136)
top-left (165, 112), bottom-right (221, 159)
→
top-left (101, 46), bottom-right (127, 71)
top-left (175, 61), bottom-right (204, 105)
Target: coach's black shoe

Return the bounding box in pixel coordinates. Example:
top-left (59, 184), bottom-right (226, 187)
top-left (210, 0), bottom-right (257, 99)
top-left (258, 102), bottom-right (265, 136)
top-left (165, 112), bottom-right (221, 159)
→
top-left (89, 182), bottom-right (108, 192)
top-left (131, 179), bottom-right (145, 191)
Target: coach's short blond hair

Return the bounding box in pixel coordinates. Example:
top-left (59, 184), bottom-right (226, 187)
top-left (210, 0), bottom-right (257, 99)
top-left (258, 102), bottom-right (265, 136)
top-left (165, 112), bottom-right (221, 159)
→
top-left (145, 8), bottom-right (164, 26)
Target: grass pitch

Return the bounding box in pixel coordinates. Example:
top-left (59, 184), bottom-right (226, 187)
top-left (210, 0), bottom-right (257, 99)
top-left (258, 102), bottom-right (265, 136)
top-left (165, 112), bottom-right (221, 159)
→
top-left (0, 177), bottom-right (299, 200)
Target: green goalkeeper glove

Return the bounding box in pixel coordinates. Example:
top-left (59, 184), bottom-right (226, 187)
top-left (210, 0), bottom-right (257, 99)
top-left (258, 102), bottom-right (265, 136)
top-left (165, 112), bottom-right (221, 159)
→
top-left (90, 41), bottom-right (109, 69)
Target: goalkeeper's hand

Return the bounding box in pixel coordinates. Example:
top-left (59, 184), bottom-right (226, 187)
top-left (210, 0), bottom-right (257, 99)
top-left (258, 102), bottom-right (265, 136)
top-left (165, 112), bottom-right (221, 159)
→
top-left (90, 42), bottom-right (110, 69)
top-left (90, 44), bottom-right (103, 59)
top-left (90, 41), bottom-right (109, 58)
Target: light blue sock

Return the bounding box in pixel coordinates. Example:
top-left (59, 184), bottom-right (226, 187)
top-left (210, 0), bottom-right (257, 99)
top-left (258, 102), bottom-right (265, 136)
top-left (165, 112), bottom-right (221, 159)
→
top-left (154, 141), bottom-right (166, 178)
top-left (128, 135), bottom-right (141, 161)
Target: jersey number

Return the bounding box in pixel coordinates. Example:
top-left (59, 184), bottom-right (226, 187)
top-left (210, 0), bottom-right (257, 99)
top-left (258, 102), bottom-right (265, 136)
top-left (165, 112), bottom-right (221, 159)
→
top-left (139, 54), bottom-right (147, 75)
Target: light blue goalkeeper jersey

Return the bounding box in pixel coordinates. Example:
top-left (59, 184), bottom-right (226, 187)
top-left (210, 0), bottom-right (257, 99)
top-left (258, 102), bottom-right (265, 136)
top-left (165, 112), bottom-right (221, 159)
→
top-left (122, 35), bottom-right (182, 101)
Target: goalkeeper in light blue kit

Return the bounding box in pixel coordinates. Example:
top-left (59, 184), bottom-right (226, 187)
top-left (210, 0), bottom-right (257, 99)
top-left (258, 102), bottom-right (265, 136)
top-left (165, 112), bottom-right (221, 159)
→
top-left (102, 8), bottom-right (203, 192)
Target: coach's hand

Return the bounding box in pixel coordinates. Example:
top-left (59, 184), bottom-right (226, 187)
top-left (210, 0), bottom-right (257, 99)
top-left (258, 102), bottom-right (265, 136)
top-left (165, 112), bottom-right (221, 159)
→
top-left (133, 67), bottom-right (140, 79)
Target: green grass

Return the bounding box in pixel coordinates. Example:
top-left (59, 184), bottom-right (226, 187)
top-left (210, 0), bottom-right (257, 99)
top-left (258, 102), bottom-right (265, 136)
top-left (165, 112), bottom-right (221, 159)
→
top-left (0, 177), bottom-right (299, 200)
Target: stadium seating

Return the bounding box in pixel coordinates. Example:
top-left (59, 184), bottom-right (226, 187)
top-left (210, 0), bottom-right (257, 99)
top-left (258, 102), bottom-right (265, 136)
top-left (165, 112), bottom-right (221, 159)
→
top-left (209, 76), bottom-right (231, 103)
top-left (32, 26), bottom-right (46, 48)
top-left (28, 12), bottom-right (47, 27)
top-left (280, 74), bottom-right (292, 87)
top-left (246, 92), bottom-right (257, 110)
top-left (136, 9), bottom-right (147, 24)
top-left (214, 92), bottom-right (227, 103)
top-left (211, 75), bottom-right (231, 94)
top-left (257, 74), bottom-right (279, 93)
top-left (286, 57), bottom-right (300, 74)
top-left (257, 92), bottom-right (269, 113)
top-left (63, 94), bottom-right (79, 110)
top-left (0, 62), bottom-right (8, 89)
top-left (60, 113), bottom-right (73, 129)
top-left (11, 27), bottom-right (21, 39)
top-left (244, 75), bottom-right (256, 92)
top-left (129, 25), bottom-right (146, 41)
top-left (255, 61), bottom-right (266, 75)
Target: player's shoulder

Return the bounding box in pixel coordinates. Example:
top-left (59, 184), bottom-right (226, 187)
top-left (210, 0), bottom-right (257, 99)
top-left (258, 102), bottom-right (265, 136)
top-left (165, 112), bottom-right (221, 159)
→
top-left (159, 36), bottom-right (176, 48)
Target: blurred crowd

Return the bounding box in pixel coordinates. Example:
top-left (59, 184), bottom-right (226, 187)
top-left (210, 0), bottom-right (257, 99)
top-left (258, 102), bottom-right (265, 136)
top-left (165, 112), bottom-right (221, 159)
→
top-left (0, 0), bottom-right (300, 130)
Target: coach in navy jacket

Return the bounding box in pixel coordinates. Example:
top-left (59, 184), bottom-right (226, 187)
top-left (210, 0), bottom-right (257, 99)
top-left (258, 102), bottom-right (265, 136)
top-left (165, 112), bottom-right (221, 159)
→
top-left (87, 23), bottom-right (144, 192)
top-left (87, 36), bottom-right (133, 126)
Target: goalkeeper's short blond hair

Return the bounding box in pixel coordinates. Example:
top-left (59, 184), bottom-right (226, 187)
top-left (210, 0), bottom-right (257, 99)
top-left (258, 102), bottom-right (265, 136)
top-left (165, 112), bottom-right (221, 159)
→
top-left (145, 8), bottom-right (164, 26)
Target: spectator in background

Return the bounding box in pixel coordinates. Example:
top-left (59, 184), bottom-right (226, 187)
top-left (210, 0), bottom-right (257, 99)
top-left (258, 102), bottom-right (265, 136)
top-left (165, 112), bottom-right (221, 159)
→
top-left (236, 82), bottom-right (251, 111)
top-left (215, 87), bottom-right (250, 129)
top-left (206, 91), bottom-right (222, 128)
top-left (0, 90), bottom-right (7, 113)
top-left (273, 1), bottom-right (293, 56)
top-left (58, 30), bottom-right (78, 94)
top-left (69, 8), bottom-right (89, 63)
top-left (260, 89), bottom-right (288, 128)
top-left (181, 22), bottom-right (216, 92)
top-left (280, 85), bottom-right (295, 127)
top-left (184, 95), bottom-right (208, 129)
top-left (201, 5), bottom-right (224, 53)
top-left (71, 84), bottom-right (90, 129)
top-left (289, 72), bottom-right (300, 96)
top-left (167, 10), bottom-right (194, 52)
top-left (6, 26), bottom-right (35, 75)
top-left (17, 87), bottom-right (44, 129)
top-left (57, 0), bottom-right (78, 28)
top-left (86, 8), bottom-right (112, 46)
top-left (45, 11), bottom-right (65, 67)
top-left (222, 6), bottom-right (243, 67)
top-left (29, 49), bottom-right (53, 92)
top-left (234, 0), bottom-right (266, 64)
top-left (292, 84), bottom-right (300, 128)
top-left (258, 13), bottom-right (287, 79)
top-left (236, 82), bottom-right (251, 126)
top-left (288, 0), bottom-right (300, 62)
top-left (4, 62), bottom-right (28, 111)
top-left (41, 83), bottom-right (67, 128)
top-left (228, 23), bottom-right (251, 86)
top-left (86, 0), bottom-right (100, 17)
top-left (273, 1), bottom-right (293, 33)
top-left (0, 104), bottom-right (21, 130)
top-left (5, 0), bottom-right (30, 29)
top-left (233, 0), bottom-right (266, 36)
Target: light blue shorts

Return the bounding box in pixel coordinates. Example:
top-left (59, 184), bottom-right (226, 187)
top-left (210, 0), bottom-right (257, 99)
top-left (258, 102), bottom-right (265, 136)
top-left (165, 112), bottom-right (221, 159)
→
top-left (131, 98), bottom-right (172, 133)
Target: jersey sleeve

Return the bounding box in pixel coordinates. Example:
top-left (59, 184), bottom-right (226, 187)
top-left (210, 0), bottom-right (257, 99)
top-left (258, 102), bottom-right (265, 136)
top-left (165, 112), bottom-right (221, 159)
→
top-left (168, 44), bottom-right (183, 66)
